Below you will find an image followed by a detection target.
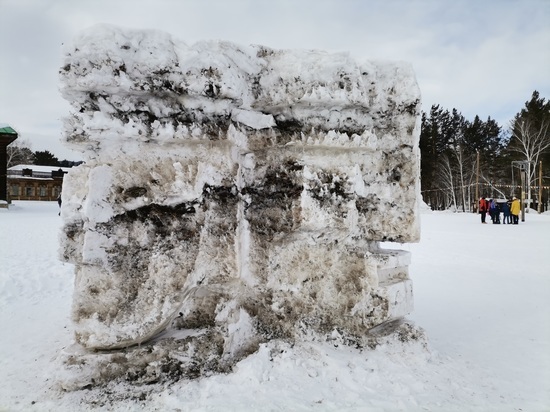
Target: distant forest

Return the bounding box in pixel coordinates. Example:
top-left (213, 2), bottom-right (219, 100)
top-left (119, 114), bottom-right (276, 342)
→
top-left (421, 90), bottom-right (550, 211)
top-left (6, 145), bottom-right (82, 169)
top-left (6, 91), bottom-right (549, 212)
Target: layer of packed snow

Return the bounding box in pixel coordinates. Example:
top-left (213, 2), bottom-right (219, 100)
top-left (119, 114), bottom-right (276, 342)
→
top-left (60, 25), bottom-right (420, 145)
top-left (1, 201), bottom-right (549, 411)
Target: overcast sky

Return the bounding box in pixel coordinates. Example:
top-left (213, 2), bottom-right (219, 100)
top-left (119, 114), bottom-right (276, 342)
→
top-left (1, 0), bottom-right (549, 161)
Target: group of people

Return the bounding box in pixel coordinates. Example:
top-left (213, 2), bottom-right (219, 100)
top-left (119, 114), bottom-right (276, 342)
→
top-left (479, 196), bottom-right (521, 225)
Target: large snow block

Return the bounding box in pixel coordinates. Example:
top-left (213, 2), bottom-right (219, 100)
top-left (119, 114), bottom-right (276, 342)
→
top-left (59, 24), bottom-right (421, 362)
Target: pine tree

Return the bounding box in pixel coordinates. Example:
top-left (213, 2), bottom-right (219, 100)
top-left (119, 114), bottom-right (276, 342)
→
top-left (420, 106), bottom-right (506, 210)
top-left (33, 150), bottom-right (59, 166)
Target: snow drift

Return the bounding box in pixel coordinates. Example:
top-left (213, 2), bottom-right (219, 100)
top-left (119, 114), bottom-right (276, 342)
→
top-left (58, 24), bottom-right (421, 386)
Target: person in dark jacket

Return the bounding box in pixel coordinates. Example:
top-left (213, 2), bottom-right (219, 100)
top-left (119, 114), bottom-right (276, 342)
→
top-left (489, 199), bottom-right (500, 224)
top-left (501, 200), bottom-right (511, 224)
top-left (494, 199), bottom-right (501, 224)
top-left (57, 193), bottom-right (62, 216)
top-left (479, 196), bottom-right (489, 224)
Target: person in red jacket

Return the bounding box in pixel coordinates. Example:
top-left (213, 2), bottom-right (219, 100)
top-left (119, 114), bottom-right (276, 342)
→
top-left (479, 196), bottom-right (489, 224)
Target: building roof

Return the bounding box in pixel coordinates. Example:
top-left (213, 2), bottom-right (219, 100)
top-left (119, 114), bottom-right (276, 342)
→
top-left (8, 164), bottom-right (72, 173)
top-left (0, 124), bottom-right (18, 135)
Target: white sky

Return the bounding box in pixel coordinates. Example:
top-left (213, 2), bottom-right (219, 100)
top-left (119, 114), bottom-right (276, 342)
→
top-left (1, 0), bottom-right (549, 161)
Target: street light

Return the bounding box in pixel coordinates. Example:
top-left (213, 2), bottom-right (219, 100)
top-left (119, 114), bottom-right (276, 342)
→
top-left (512, 160), bottom-right (532, 222)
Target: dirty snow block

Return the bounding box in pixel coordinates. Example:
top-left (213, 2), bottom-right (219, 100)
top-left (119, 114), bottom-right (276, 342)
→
top-left (59, 24), bottom-right (421, 356)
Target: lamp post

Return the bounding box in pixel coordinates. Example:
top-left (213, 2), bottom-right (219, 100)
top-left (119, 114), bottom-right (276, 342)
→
top-left (475, 150), bottom-right (479, 213)
top-left (512, 160), bottom-right (531, 222)
top-left (538, 161), bottom-right (543, 214)
top-left (521, 165), bottom-right (526, 222)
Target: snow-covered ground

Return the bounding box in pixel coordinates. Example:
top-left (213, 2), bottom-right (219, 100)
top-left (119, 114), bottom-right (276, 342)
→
top-left (1, 201), bottom-right (549, 411)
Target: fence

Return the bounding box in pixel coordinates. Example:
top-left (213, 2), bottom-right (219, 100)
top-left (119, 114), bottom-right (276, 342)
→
top-left (421, 182), bottom-right (550, 212)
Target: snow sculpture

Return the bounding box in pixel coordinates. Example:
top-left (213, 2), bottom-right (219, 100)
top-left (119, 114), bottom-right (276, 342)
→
top-left (59, 24), bottom-right (421, 382)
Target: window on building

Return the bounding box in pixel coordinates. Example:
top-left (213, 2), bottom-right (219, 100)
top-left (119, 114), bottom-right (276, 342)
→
top-left (11, 185), bottom-right (20, 196)
top-left (53, 186), bottom-right (60, 198)
top-left (25, 186), bottom-right (34, 197)
top-left (39, 186), bottom-right (47, 197)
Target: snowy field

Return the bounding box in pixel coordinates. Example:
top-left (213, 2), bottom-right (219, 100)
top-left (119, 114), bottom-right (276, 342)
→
top-left (1, 201), bottom-right (549, 411)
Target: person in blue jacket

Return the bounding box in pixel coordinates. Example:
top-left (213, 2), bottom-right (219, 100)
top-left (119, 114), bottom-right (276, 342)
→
top-left (501, 200), bottom-right (511, 224)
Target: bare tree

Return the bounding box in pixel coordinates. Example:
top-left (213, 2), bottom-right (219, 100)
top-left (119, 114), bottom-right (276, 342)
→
top-left (481, 174), bottom-right (507, 200)
top-left (451, 144), bottom-right (470, 212)
top-left (439, 155), bottom-right (458, 211)
top-left (7, 139), bottom-right (34, 168)
top-left (510, 119), bottom-right (550, 209)
top-left (465, 155), bottom-right (478, 212)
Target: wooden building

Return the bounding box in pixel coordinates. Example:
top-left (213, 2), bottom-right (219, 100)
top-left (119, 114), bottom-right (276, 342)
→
top-left (7, 164), bottom-right (71, 201)
top-left (0, 124), bottom-right (18, 206)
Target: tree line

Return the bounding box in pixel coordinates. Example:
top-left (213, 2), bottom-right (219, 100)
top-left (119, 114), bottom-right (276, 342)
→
top-left (420, 90), bottom-right (550, 211)
top-left (7, 145), bottom-right (82, 168)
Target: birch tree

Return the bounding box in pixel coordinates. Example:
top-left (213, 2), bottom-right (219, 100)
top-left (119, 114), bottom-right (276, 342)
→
top-left (6, 140), bottom-right (34, 167)
top-left (509, 91), bottom-right (550, 208)
top-left (439, 154), bottom-right (458, 211)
